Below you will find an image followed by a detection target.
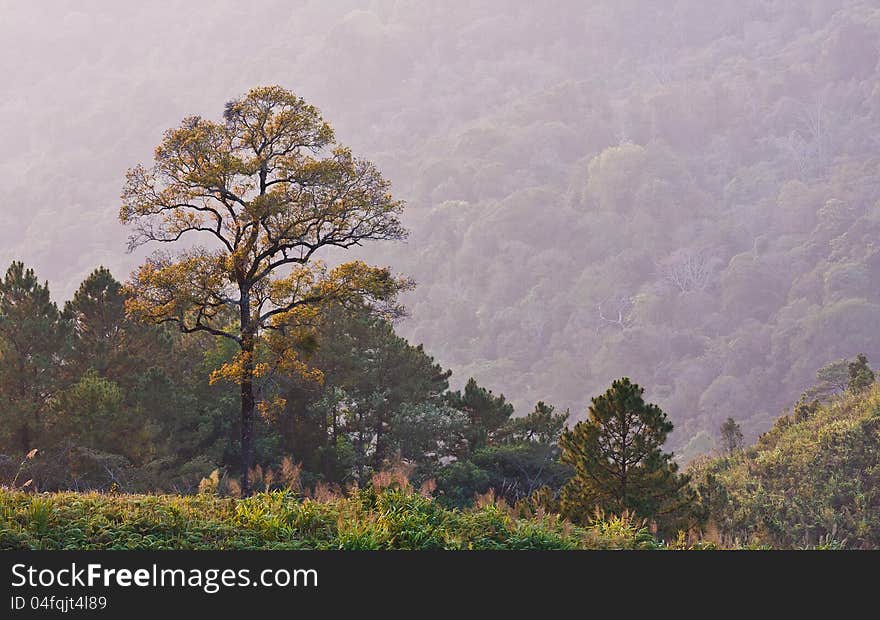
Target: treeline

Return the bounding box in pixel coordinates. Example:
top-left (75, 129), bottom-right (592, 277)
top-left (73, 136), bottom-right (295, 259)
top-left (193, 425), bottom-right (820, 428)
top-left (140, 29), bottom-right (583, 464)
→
top-left (5, 257), bottom-right (878, 544)
top-left (0, 261), bottom-right (569, 507)
top-left (1, 259), bottom-right (705, 536)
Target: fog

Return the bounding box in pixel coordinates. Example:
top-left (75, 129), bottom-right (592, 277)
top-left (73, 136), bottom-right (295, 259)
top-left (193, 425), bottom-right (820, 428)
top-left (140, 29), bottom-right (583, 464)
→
top-left (2, 0), bottom-right (879, 453)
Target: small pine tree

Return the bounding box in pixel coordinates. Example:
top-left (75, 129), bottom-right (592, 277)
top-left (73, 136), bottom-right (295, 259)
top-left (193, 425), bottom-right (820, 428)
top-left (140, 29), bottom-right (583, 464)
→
top-left (806, 358), bottom-right (850, 400)
top-left (445, 378), bottom-right (514, 454)
top-left (719, 417), bottom-right (743, 454)
top-left (793, 396), bottom-right (820, 422)
top-left (558, 378), bottom-right (691, 529)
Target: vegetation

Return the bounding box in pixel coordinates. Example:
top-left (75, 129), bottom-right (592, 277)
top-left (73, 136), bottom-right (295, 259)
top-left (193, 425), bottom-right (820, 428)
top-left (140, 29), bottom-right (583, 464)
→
top-left (120, 85), bottom-right (408, 495)
top-left (719, 418), bottom-right (744, 455)
top-left (848, 354), bottom-right (876, 394)
top-left (0, 259), bottom-right (570, 507)
top-left (557, 378), bottom-right (691, 533)
top-left (0, 485), bottom-right (668, 551)
top-left (691, 384), bottom-right (880, 549)
top-left (2, 251), bottom-right (878, 549)
top-left (3, 2), bottom-right (880, 551)
top-left (6, 2), bottom-right (880, 454)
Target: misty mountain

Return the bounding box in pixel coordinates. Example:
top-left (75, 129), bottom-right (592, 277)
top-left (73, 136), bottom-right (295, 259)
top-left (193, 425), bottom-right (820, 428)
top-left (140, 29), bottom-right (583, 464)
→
top-left (2, 0), bottom-right (880, 453)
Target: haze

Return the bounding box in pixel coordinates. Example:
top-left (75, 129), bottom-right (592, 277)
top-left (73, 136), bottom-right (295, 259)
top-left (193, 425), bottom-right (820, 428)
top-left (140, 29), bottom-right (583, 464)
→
top-left (2, 0), bottom-right (879, 455)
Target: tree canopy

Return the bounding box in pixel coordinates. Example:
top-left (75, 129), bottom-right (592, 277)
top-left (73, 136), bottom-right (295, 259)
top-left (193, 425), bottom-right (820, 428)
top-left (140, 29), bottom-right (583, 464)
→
top-left (558, 378), bottom-right (690, 529)
top-left (120, 86), bottom-right (408, 494)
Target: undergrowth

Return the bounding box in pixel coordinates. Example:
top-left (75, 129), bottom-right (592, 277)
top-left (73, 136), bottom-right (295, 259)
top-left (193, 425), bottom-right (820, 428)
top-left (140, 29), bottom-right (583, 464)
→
top-left (0, 485), bottom-right (672, 550)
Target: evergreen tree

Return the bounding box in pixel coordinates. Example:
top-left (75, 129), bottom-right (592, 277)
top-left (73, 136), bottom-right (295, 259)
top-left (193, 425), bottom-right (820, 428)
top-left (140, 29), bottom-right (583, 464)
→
top-left (435, 401), bottom-right (571, 507)
top-left (278, 304), bottom-right (452, 484)
top-left (719, 417), bottom-right (743, 454)
top-left (813, 359), bottom-right (851, 397)
top-left (792, 395), bottom-right (821, 422)
top-left (445, 378), bottom-right (514, 455)
top-left (51, 268), bottom-right (233, 491)
top-left (0, 262), bottom-right (68, 453)
top-left (62, 267), bottom-right (127, 377)
top-left (353, 317), bottom-right (451, 471)
top-left (52, 371), bottom-right (130, 457)
top-left (558, 378), bottom-right (691, 527)
top-left (62, 267), bottom-right (171, 382)
top-left (390, 401), bottom-right (468, 477)
top-left (498, 401), bottom-right (568, 445)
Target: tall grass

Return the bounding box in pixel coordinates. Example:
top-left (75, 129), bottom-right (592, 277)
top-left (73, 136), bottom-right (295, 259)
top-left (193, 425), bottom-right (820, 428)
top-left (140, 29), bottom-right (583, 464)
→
top-left (0, 485), bottom-right (670, 551)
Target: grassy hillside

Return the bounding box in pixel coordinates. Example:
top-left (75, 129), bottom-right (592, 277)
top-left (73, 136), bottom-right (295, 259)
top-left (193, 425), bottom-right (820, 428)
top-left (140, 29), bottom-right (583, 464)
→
top-left (690, 385), bottom-right (880, 549)
top-left (0, 486), bottom-right (668, 550)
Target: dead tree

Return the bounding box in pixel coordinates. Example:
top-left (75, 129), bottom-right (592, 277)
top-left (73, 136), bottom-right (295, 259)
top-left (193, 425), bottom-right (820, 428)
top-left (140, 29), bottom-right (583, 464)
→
top-left (596, 294), bottom-right (634, 331)
top-left (661, 248), bottom-right (720, 292)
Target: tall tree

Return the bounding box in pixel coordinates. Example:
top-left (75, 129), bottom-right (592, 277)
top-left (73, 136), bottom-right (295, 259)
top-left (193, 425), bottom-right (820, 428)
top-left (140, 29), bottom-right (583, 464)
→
top-left (358, 318), bottom-right (451, 470)
top-left (0, 262), bottom-right (68, 453)
top-left (62, 267), bottom-right (127, 377)
top-left (558, 378), bottom-right (690, 525)
top-left (718, 417), bottom-right (743, 455)
top-left (120, 85), bottom-right (407, 495)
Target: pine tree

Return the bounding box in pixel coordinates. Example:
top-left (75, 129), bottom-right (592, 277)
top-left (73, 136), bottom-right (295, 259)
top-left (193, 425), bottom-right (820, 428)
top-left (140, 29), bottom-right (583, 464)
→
top-left (0, 262), bottom-right (68, 452)
top-left (558, 378), bottom-right (691, 526)
top-left (445, 378), bottom-right (514, 455)
top-left (62, 266), bottom-right (172, 382)
top-left (277, 303), bottom-right (452, 484)
top-left (719, 417), bottom-right (743, 454)
top-left (499, 401), bottom-right (568, 445)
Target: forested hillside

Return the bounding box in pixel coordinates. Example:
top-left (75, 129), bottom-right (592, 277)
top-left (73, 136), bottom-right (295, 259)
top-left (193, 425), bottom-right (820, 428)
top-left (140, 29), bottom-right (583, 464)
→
top-left (3, 1), bottom-right (880, 453)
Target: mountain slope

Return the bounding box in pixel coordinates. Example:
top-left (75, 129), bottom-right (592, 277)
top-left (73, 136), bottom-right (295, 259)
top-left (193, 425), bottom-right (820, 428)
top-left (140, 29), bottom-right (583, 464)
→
top-left (690, 385), bottom-right (880, 548)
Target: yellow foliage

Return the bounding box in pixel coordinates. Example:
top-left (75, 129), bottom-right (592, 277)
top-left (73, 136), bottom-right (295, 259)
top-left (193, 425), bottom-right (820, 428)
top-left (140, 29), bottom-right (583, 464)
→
top-left (119, 85), bottom-right (409, 438)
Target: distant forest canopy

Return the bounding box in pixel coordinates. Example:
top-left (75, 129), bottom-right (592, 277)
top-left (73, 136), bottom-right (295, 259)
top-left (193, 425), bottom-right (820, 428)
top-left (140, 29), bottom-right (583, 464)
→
top-left (2, 1), bottom-right (880, 453)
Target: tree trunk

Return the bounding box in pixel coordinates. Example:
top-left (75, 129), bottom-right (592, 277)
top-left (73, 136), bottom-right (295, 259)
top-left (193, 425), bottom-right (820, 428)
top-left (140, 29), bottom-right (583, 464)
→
top-left (326, 404), bottom-right (338, 481)
top-left (19, 377), bottom-right (32, 452)
top-left (373, 410), bottom-right (386, 470)
top-left (240, 368), bottom-right (255, 497)
top-left (19, 421), bottom-right (30, 454)
top-left (355, 410), bottom-right (365, 484)
top-left (240, 289), bottom-right (255, 497)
